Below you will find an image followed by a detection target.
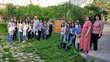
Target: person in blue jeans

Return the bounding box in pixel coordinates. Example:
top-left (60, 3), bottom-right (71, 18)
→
top-left (69, 22), bottom-right (76, 47)
top-left (17, 19), bottom-right (23, 42)
top-left (7, 19), bottom-right (14, 43)
top-left (42, 21), bottom-right (48, 40)
top-left (64, 23), bottom-right (70, 42)
top-left (60, 23), bottom-right (65, 42)
top-left (22, 21), bottom-right (28, 43)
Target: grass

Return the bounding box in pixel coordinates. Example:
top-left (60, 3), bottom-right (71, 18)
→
top-left (0, 22), bottom-right (7, 34)
top-left (0, 22), bottom-right (85, 62)
top-left (22, 33), bottom-right (85, 62)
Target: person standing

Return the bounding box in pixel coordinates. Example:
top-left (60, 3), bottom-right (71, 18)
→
top-left (64, 23), bottom-right (70, 42)
top-left (80, 16), bottom-right (92, 54)
top-left (42, 21), bottom-right (48, 40)
top-left (75, 24), bottom-right (82, 49)
top-left (75, 20), bottom-right (80, 29)
top-left (22, 21), bottom-right (28, 43)
top-left (7, 19), bottom-right (14, 43)
top-left (28, 22), bottom-right (32, 40)
top-left (26, 16), bottom-right (31, 24)
top-left (33, 16), bottom-right (39, 36)
top-left (91, 14), bottom-right (104, 52)
top-left (35, 20), bottom-right (42, 41)
top-left (13, 17), bottom-right (17, 40)
top-left (17, 19), bottom-right (23, 42)
top-left (69, 22), bottom-right (76, 47)
top-left (60, 23), bottom-right (65, 42)
top-left (47, 20), bottom-right (53, 39)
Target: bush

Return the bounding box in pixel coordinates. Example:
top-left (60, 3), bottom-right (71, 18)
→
top-left (0, 3), bottom-right (105, 22)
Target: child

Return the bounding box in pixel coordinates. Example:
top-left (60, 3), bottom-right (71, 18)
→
top-left (69, 22), bottom-right (76, 47)
top-left (22, 21), bottom-right (28, 43)
top-left (7, 19), bottom-right (14, 43)
top-left (75, 24), bottom-right (82, 49)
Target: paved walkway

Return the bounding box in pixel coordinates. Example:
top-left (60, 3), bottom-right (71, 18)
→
top-left (0, 35), bottom-right (44, 62)
top-left (81, 24), bottom-right (110, 62)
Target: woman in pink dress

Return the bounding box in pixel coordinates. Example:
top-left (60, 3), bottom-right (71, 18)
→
top-left (80, 16), bottom-right (92, 54)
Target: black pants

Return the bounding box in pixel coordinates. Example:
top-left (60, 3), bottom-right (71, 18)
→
top-left (13, 31), bottom-right (17, 40)
top-left (37, 30), bottom-right (42, 41)
top-left (49, 30), bottom-right (52, 37)
top-left (31, 32), bottom-right (34, 39)
top-left (91, 33), bottom-right (99, 51)
top-left (47, 30), bottom-right (52, 39)
top-left (28, 31), bottom-right (31, 39)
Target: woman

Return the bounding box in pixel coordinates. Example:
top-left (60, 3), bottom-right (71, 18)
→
top-left (13, 17), bottom-right (17, 40)
top-left (35, 20), bottom-right (42, 41)
top-left (64, 23), bottom-right (70, 42)
top-left (7, 18), bottom-right (14, 43)
top-left (69, 22), bottom-right (76, 47)
top-left (60, 23), bottom-right (65, 42)
top-left (91, 14), bottom-right (104, 52)
top-left (22, 21), bottom-right (28, 43)
top-left (42, 21), bottom-right (48, 40)
top-left (47, 20), bottom-right (53, 39)
top-left (80, 16), bottom-right (92, 54)
top-left (17, 19), bottom-right (23, 42)
top-left (75, 24), bottom-right (82, 49)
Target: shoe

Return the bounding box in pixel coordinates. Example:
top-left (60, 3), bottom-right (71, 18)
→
top-left (23, 41), bottom-right (26, 43)
top-left (92, 51), bottom-right (97, 53)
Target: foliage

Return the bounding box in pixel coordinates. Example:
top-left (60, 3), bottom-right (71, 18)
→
top-left (0, 22), bottom-right (7, 34)
top-left (6, 4), bottom-right (16, 18)
top-left (22, 33), bottom-right (85, 62)
top-left (92, 0), bottom-right (110, 19)
top-left (0, 2), bottom-right (109, 22)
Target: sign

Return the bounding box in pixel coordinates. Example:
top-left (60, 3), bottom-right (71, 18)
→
top-left (54, 20), bottom-right (64, 33)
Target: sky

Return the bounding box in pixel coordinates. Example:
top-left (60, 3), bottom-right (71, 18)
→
top-left (0, 0), bottom-right (68, 7)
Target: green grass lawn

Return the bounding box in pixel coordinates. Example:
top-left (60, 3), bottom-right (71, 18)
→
top-left (0, 22), bottom-right (85, 62)
top-left (0, 22), bottom-right (7, 34)
top-left (23, 34), bottom-right (85, 62)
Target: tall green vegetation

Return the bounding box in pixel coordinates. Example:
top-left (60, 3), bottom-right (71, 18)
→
top-left (0, 2), bottom-right (109, 22)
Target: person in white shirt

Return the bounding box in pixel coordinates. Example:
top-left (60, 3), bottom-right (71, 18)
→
top-left (7, 19), bottom-right (14, 43)
top-left (17, 19), bottom-right (23, 42)
top-left (33, 16), bottom-right (39, 35)
top-left (60, 23), bottom-right (66, 42)
top-left (22, 21), bottom-right (28, 43)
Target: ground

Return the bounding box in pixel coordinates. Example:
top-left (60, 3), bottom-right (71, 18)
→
top-left (81, 24), bottom-right (110, 62)
top-left (0, 22), bottom-right (84, 62)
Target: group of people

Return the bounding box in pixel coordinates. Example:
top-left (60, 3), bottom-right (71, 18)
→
top-left (60, 14), bottom-right (104, 54)
top-left (7, 16), bottom-right (53, 43)
top-left (7, 14), bottom-right (104, 54)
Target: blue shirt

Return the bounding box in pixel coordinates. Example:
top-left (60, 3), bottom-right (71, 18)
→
top-left (35, 22), bottom-right (42, 31)
top-left (70, 27), bottom-right (76, 35)
top-left (27, 19), bottom-right (31, 24)
top-left (76, 28), bottom-right (82, 35)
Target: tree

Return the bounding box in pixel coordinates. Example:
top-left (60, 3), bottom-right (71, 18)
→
top-left (6, 4), bottom-right (16, 19)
